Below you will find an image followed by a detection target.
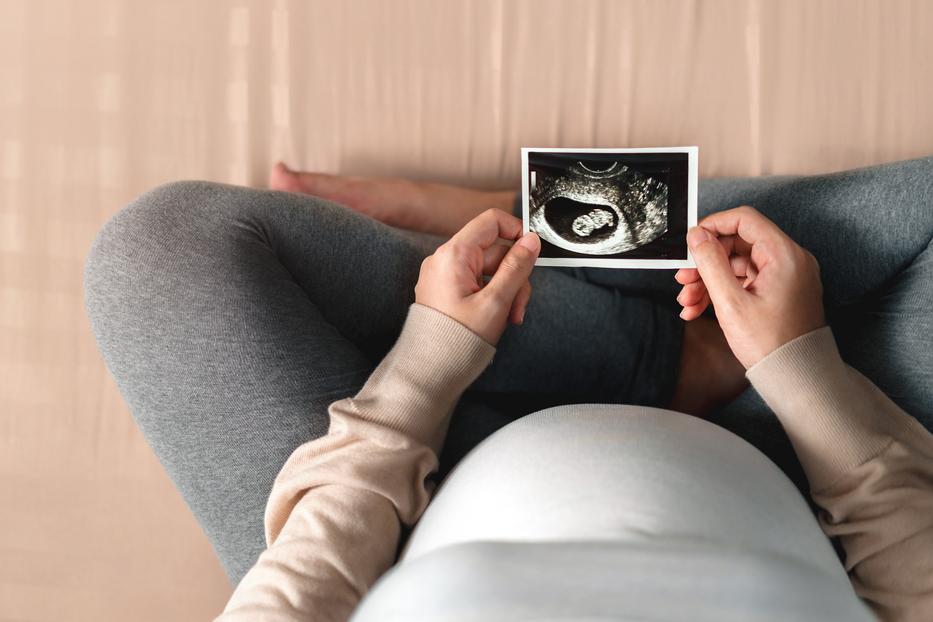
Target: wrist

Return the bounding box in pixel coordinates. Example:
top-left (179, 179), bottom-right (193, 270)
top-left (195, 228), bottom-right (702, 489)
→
top-left (745, 326), bottom-right (893, 487)
top-left (359, 304), bottom-right (496, 450)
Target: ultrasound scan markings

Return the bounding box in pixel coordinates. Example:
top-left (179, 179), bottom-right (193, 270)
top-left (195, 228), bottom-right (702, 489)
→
top-left (529, 160), bottom-right (669, 255)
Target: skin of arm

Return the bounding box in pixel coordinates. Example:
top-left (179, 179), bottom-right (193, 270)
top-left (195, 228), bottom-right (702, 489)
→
top-left (216, 212), bottom-right (540, 621)
top-left (681, 207), bottom-right (933, 620)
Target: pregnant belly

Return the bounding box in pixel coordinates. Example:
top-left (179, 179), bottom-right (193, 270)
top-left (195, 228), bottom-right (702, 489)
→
top-left (402, 405), bottom-right (839, 579)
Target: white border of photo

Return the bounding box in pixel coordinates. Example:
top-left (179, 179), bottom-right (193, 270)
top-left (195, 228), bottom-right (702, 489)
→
top-left (521, 146), bottom-right (698, 269)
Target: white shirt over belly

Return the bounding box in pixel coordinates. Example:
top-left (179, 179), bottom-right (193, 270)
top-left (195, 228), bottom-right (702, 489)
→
top-left (352, 405), bottom-right (873, 621)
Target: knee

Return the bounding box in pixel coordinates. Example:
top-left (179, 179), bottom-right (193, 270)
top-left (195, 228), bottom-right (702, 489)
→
top-left (83, 180), bottom-right (225, 325)
top-left (92, 178), bottom-right (221, 250)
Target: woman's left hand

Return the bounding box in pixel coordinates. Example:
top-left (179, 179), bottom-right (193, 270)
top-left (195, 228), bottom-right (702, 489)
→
top-left (415, 209), bottom-right (540, 345)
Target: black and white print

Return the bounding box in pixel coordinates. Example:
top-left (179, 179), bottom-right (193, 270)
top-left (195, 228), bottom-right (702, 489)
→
top-left (522, 147), bottom-right (698, 268)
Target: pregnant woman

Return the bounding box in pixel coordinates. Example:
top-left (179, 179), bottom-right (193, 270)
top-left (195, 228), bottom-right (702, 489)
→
top-left (85, 158), bottom-right (933, 620)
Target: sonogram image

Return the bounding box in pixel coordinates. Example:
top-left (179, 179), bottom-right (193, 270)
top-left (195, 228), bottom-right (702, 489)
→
top-left (524, 148), bottom-right (695, 266)
top-left (528, 159), bottom-right (669, 256)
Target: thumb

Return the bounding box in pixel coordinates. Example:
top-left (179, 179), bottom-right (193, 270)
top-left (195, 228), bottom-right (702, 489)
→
top-left (688, 227), bottom-right (742, 305)
top-left (483, 232), bottom-right (540, 305)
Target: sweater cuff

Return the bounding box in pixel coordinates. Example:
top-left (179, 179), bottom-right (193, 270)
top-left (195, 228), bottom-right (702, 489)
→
top-left (349, 304), bottom-right (496, 451)
top-left (746, 326), bottom-right (898, 489)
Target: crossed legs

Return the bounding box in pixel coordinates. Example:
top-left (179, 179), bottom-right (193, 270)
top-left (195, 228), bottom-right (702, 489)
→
top-left (86, 157), bottom-right (933, 584)
top-left (86, 181), bottom-right (693, 581)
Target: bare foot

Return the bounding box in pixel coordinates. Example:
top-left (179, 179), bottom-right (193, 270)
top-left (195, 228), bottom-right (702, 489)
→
top-left (669, 316), bottom-right (748, 417)
top-left (269, 162), bottom-right (517, 237)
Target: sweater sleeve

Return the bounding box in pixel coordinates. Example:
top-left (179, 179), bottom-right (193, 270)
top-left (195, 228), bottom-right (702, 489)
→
top-left (747, 327), bottom-right (933, 621)
top-left (216, 304), bottom-right (495, 622)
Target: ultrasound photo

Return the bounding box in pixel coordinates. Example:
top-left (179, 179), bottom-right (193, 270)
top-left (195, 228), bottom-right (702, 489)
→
top-left (522, 147), bottom-right (697, 268)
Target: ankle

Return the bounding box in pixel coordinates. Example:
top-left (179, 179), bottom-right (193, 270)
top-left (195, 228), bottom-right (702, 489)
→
top-left (669, 316), bottom-right (747, 416)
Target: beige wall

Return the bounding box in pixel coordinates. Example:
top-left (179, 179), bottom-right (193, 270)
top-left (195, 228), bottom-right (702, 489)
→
top-left (2, 1), bottom-right (932, 620)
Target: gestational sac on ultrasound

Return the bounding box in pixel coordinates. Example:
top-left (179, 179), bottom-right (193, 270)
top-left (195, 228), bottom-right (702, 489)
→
top-left (528, 160), bottom-right (668, 256)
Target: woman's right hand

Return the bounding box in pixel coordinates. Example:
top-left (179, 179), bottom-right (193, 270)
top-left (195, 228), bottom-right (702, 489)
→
top-left (674, 206), bottom-right (826, 369)
top-left (415, 209), bottom-right (540, 345)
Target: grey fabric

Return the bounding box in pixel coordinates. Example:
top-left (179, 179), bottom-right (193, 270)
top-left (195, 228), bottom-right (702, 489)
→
top-left (352, 406), bottom-right (873, 622)
top-left (84, 157), bottom-right (933, 584)
top-left (83, 183), bottom-right (681, 582)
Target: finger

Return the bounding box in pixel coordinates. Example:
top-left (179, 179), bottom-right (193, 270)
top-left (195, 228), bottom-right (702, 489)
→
top-left (699, 206), bottom-right (788, 247)
top-left (509, 281), bottom-right (532, 324)
top-left (729, 254), bottom-right (751, 278)
top-left (450, 208), bottom-right (524, 250)
top-left (679, 292), bottom-right (710, 321)
top-left (675, 268), bottom-right (700, 285)
top-left (482, 232), bottom-right (540, 305)
top-left (717, 234), bottom-right (754, 258)
top-left (482, 242), bottom-right (511, 275)
top-left (677, 235), bottom-right (752, 286)
top-left (687, 227), bottom-right (743, 305)
top-left (676, 281), bottom-right (707, 307)
top-left (728, 254), bottom-right (759, 289)
top-left (743, 262), bottom-right (759, 289)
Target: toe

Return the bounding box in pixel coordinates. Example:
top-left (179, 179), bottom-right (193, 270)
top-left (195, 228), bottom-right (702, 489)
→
top-left (269, 161), bottom-right (304, 193)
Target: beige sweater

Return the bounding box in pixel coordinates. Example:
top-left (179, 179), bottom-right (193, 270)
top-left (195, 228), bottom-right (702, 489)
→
top-left (217, 304), bottom-right (933, 622)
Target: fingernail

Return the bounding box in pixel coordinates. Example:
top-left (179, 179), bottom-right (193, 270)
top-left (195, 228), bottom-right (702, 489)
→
top-left (686, 227), bottom-right (711, 249)
top-left (518, 308), bottom-right (526, 324)
top-left (518, 232), bottom-right (540, 252)
top-left (743, 264), bottom-right (758, 289)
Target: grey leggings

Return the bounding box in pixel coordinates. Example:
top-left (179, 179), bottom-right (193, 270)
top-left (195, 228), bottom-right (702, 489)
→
top-left (85, 157), bottom-right (933, 583)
